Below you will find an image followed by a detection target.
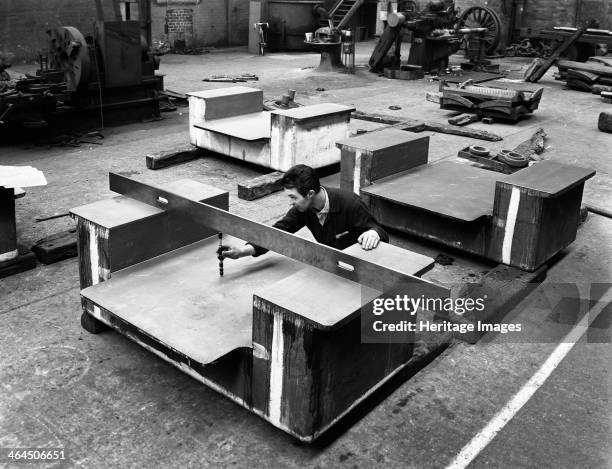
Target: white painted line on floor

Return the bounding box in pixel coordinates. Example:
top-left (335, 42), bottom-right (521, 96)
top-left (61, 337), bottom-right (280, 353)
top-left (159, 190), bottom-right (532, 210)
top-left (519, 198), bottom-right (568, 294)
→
top-left (446, 286), bottom-right (612, 469)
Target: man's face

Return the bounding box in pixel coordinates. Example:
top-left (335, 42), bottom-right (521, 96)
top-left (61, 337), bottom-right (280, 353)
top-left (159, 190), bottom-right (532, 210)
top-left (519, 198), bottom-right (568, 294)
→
top-left (284, 187), bottom-right (314, 212)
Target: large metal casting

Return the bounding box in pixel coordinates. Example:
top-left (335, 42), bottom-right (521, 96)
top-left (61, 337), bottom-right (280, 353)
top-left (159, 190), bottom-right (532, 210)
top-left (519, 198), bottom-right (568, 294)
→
top-left (369, 0), bottom-right (502, 73)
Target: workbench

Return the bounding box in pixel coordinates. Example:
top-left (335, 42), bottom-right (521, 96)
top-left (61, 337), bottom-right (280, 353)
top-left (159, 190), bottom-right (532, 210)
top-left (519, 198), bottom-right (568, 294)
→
top-left (338, 128), bottom-right (595, 271)
top-left (71, 174), bottom-right (446, 441)
top-left (188, 86), bottom-right (355, 171)
top-left (0, 186), bottom-right (36, 278)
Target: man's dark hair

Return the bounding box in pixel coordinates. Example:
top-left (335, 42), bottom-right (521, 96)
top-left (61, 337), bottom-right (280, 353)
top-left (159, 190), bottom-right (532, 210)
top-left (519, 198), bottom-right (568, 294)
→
top-left (281, 165), bottom-right (321, 196)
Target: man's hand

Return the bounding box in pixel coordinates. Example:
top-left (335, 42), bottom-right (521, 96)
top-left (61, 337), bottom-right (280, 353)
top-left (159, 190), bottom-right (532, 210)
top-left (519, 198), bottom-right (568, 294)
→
top-left (357, 229), bottom-right (380, 250)
top-left (218, 244), bottom-right (256, 259)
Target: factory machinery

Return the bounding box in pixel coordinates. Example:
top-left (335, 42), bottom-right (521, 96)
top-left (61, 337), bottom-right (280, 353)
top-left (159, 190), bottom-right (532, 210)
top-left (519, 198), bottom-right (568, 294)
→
top-left (0, 1), bottom-right (162, 133)
top-left (369, 0), bottom-right (502, 74)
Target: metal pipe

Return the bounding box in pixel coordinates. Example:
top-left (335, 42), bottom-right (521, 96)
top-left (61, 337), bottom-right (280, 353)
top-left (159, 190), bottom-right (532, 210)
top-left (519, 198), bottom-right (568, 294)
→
top-left (139, 0), bottom-right (152, 48)
top-left (92, 96), bottom-right (159, 110)
top-left (112, 0), bottom-right (123, 21)
top-left (94, 0), bottom-right (105, 21)
top-left (456, 27), bottom-right (488, 33)
top-left (508, 0), bottom-right (518, 44)
top-left (575, 0), bottom-right (582, 27)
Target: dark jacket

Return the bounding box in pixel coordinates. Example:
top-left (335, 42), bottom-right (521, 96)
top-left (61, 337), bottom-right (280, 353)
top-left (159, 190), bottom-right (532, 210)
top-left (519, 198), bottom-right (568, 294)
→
top-left (250, 187), bottom-right (389, 256)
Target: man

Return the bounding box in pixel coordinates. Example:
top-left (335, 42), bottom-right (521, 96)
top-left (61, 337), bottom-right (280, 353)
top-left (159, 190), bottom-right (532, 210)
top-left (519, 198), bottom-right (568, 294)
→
top-left (0, 56), bottom-right (13, 93)
top-left (221, 164), bottom-right (388, 259)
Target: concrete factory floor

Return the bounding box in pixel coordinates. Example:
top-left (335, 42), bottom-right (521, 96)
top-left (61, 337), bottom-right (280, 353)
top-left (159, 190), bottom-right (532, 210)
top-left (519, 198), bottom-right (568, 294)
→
top-left (1, 41), bottom-right (611, 468)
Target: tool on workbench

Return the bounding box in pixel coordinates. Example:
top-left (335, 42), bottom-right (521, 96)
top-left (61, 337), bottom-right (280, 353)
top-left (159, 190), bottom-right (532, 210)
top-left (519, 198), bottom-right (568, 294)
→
top-left (217, 232), bottom-right (224, 276)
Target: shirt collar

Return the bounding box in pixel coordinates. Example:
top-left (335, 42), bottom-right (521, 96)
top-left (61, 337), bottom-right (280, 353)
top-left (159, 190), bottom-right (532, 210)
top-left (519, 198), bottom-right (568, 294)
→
top-left (315, 187), bottom-right (329, 225)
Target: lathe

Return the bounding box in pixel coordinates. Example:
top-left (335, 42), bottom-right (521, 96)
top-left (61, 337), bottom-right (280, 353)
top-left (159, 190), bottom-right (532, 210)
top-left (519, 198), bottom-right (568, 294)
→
top-left (0, 0), bottom-right (161, 133)
top-left (369, 1), bottom-right (502, 74)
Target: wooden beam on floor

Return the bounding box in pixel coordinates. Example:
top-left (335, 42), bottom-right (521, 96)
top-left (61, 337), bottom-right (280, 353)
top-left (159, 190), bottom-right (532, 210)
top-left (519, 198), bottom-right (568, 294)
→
top-left (31, 228), bottom-right (78, 264)
top-left (237, 171), bottom-right (285, 201)
top-left (145, 144), bottom-right (204, 170)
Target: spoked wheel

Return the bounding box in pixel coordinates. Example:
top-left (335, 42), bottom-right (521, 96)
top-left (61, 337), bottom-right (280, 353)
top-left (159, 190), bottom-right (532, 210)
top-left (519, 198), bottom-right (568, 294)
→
top-left (458, 6), bottom-right (502, 55)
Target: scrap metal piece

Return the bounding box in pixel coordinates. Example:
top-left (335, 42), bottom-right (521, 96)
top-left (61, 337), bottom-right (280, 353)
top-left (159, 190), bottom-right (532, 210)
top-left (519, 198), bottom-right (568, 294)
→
top-left (35, 212), bottom-right (70, 222)
top-left (469, 145), bottom-right (490, 157)
top-left (599, 112), bottom-right (612, 133)
top-left (439, 81), bottom-right (542, 122)
top-left (512, 128), bottom-right (547, 160)
top-left (498, 150), bottom-right (529, 168)
top-left (524, 21), bottom-right (593, 83)
top-left (449, 114), bottom-right (480, 126)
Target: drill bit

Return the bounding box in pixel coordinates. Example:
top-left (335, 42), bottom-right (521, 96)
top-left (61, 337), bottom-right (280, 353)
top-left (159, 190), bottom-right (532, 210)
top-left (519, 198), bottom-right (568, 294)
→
top-left (217, 232), bottom-right (224, 277)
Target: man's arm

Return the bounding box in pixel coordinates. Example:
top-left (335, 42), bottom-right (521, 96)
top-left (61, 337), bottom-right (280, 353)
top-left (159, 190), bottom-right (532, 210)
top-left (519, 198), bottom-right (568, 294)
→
top-left (221, 208), bottom-right (306, 259)
top-left (352, 198), bottom-right (389, 250)
top-left (249, 207), bottom-right (306, 256)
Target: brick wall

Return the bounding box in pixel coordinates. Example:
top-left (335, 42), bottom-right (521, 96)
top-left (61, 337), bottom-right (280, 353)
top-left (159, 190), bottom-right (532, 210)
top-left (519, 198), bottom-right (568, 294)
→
top-left (518, 0), bottom-right (580, 31)
top-left (578, 0), bottom-right (612, 30)
top-left (166, 8), bottom-right (194, 33)
top-left (514, 0), bottom-right (612, 31)
top-left (151, 0), bottom-right (249, 49)
top-left (455, 0), bottom-right (612, 39)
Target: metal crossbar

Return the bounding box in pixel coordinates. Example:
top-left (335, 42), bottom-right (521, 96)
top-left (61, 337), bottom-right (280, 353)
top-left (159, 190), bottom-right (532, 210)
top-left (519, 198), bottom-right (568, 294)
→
top-left (109, 173), bottom-right (448, 298)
